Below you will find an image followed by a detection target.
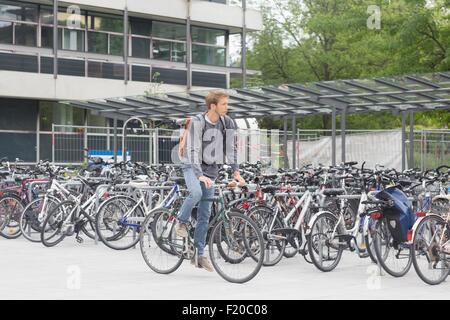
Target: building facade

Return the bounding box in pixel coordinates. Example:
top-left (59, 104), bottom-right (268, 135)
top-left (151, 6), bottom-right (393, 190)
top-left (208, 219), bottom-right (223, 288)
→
top-left (0, 0), bottom-right (262, 162)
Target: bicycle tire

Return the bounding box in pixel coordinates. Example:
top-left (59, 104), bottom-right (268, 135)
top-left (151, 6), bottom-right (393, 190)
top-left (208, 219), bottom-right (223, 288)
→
top-left (0, 193), bottom-right (25, 239)
top-left (209, 210), bottom-right (264, 284)
top-left (19, 195), bottom-right (60, 243)
top-left (373, 218), bottom-right (412, 277)
top-left (139, 208), bottom-right (184, 274)
top-left (411, 215), bottom-right (449, 285)
top-left (95, 195), bottom-right (145, 250)
top-left (308, 212), bottom-right (344, 272)
top-left (40, 200), bottom-right (76, 247)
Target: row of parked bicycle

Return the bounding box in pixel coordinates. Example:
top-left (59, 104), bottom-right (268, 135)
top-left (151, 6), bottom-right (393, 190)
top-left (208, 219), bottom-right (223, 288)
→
top-left (0, 156), bottom-right (449, 285)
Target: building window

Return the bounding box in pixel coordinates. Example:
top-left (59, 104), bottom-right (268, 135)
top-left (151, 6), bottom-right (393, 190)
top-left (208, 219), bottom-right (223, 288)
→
top-left (58, 8), bottom-right (86, 29)
top-left (88, 61), bottom-right (124, 80)
top-left (192, 45), bottom-right (225, 66)
top-left (88, 31), bottom-right (108, 54)
top-left (86, 12), bottom-right (123, 55)
top-left (40, 7), bottom-right (87, 51)
top-left (39, 6), bottom-right (54, 49)
top-left (59, 28), bottom-right (85, 51)
top-left (191, 26), bottom-right (227, 66)
top-left (41, 26), bottom-right (53, 48)
top-left (0, 1), bottom-right (22, 21)
top-left (151, 21), bottom-right (187, 63)
top-left (130, 18), bottom-right (151, 36)
top-left (153, 40), bottom-right (186, 63)
top-left (88, 111), bottom-right (107, 127)
top-left (0, 1), bottom-right (38, 22)
top-left (152, 21), bottom-right (186, 41)
top-left (40, 6), bottom-right (54, 25)
top-left (88, 13), bottom-right (123, 33)
top-left (39, 101), bottom-right (85, 131)
top-left (0, 20), bottom-right (13, 44)
top-left (191, 26), bottom-right (225, 46)
top-left (130, 17), bottom-right (151, 59)
top-left (131, 36), bottom-right (150, 59)
top-left (172, 42), bottom-right (186, 63)
top-left (0, 1), bottom-right (38, 47)
top-left (15, 23), bottom-right (37, 46)
top-left (152, 40), bottom-right (170, 61)
top-left (110, 34), bottom-right (123, 56)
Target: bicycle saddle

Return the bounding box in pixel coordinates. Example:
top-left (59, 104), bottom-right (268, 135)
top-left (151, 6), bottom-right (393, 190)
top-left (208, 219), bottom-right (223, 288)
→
top-left (322, 188), bottom-right (346, 196)
top-left (398, 180), bottom-right (412, 187)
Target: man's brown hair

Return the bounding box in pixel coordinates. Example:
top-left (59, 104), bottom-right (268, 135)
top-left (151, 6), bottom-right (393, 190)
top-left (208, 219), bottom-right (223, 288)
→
top-left (205, 90), bottom-right (229, 110)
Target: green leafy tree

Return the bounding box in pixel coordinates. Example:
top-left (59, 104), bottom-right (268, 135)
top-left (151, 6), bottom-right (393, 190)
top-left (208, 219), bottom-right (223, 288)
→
top-left (247, 0), bottom-right (450, 130)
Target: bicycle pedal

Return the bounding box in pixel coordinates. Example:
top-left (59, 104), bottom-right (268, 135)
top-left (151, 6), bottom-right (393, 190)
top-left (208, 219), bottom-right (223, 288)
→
top-left (76, 236), bottom-right (84, 244)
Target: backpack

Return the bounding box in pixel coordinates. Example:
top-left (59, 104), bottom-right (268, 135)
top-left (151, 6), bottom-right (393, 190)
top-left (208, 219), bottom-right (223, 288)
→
top-left (178, 113), bottom-right (228, 160)
top-left (375, 187), bottom-right (416, 244)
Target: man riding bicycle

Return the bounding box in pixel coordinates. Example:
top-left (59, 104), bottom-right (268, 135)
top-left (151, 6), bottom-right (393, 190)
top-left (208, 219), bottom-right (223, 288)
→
top-left (176, 90), bottom-right (245, 272)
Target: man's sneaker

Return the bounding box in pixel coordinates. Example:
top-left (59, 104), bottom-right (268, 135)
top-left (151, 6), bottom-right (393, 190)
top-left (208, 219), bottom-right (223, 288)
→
top-left (197, 256), bottom-right (214, 272)
top-left (175, 222), bottom-right (188, 238)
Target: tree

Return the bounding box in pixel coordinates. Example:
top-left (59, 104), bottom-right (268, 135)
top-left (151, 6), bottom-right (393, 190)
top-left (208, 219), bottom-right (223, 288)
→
top-left (248, 0), bottom-right (450, 130)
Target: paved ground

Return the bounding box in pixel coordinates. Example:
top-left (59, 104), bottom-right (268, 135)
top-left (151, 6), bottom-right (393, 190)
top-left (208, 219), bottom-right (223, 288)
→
top-left (0, 237), bottom-right (448, 300)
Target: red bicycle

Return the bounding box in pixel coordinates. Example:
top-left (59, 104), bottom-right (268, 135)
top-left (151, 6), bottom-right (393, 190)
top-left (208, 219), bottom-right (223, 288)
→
top-left (0, 163), bottom-right (49, 239)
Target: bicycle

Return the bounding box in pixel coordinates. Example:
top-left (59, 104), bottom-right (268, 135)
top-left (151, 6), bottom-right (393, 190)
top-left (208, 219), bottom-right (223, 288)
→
top-left (0, 163), bottom-right (50, 239)
top-left (139, 181), bottom-right (265, 283)
top-left (306, 188), bottom-right (379, 272)
top-left (95, 180), bottom-right (166, 250)
top-left (40, 177), bottom-right (110, 247)
top-left (411, 210), bottom-right (449, 285)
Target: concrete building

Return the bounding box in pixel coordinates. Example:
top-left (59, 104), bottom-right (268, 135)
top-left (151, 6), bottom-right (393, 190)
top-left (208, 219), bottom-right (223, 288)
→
top-left (0, 0), bottom-right (262, 162)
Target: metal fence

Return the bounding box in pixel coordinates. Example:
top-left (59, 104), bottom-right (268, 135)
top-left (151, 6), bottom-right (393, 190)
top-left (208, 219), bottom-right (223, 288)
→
top-left (52, 125), bottom-right (450, 170)
top-left (406, 129), bottom-right (450, 171)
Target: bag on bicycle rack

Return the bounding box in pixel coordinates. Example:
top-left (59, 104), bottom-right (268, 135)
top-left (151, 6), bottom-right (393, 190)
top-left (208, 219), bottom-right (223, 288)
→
top-left (375, 186), bottom-right (416, 243)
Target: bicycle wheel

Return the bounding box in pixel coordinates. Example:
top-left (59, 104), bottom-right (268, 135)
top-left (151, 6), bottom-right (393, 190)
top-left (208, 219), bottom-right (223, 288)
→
top-left (95, 195), bottom-right (145, 250)
top-left (40, 200), bottom-right (76, 247)
top-left (139, 208), bottom-right (184, 274)
top-left (364, 217), bottom-right (378, 264)
top-left (373, 218), bottom-right (412, 277)
top-left (431, 198), bottom-right (449, 217)
top-left (285, 206), bottom-right (313, 259)
top-left (0, 194), bottom-right (25, 239)
top-left (79, 206), bottom-right (98, 240)
top-left (79, 210), bottom-right (98, 240)
top-left (308, 212), bottom-right (344, 272)
top-left (411, 215), bottom-right (449, 285)
top-left (19, 195), bottom-right (60, 243)
top-left (209, 210), bottom-right (264, 284)
top-left (215, 219), bottom-right (248, 265)
top-left (364, 234), bottom-right (378, 264)
top-left (247, 206), bottom-right (286, 266)
top-left (250, 209), bottom-right (285, 266)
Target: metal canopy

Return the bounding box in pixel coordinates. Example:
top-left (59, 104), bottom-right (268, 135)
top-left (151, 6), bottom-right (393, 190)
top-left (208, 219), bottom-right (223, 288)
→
top-left (63, 72), bottom-right (450, 120)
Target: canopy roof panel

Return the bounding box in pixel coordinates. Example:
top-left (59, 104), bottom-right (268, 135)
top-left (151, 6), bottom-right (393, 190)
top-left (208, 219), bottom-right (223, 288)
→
top-left (64, 72), bottom-right (450, 121)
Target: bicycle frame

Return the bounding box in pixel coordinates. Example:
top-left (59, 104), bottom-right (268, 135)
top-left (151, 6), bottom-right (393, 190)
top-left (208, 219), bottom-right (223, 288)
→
top-left (38, 178), bottom-right (81, 221)
top-left (410, 212), bottom-right (447, 244)
top-left (112, 183), bottom-right (180, 228)
top-left (306, 191), bottom-right (374, 254)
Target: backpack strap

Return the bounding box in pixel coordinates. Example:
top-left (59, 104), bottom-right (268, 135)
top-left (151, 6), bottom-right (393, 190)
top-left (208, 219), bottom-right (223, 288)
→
top-left (185, 113), bottom-right (230, 165)
top-left (219, 116), bottom-right (228, 164)
top-left (196, 113), bottom-right (207, 133)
